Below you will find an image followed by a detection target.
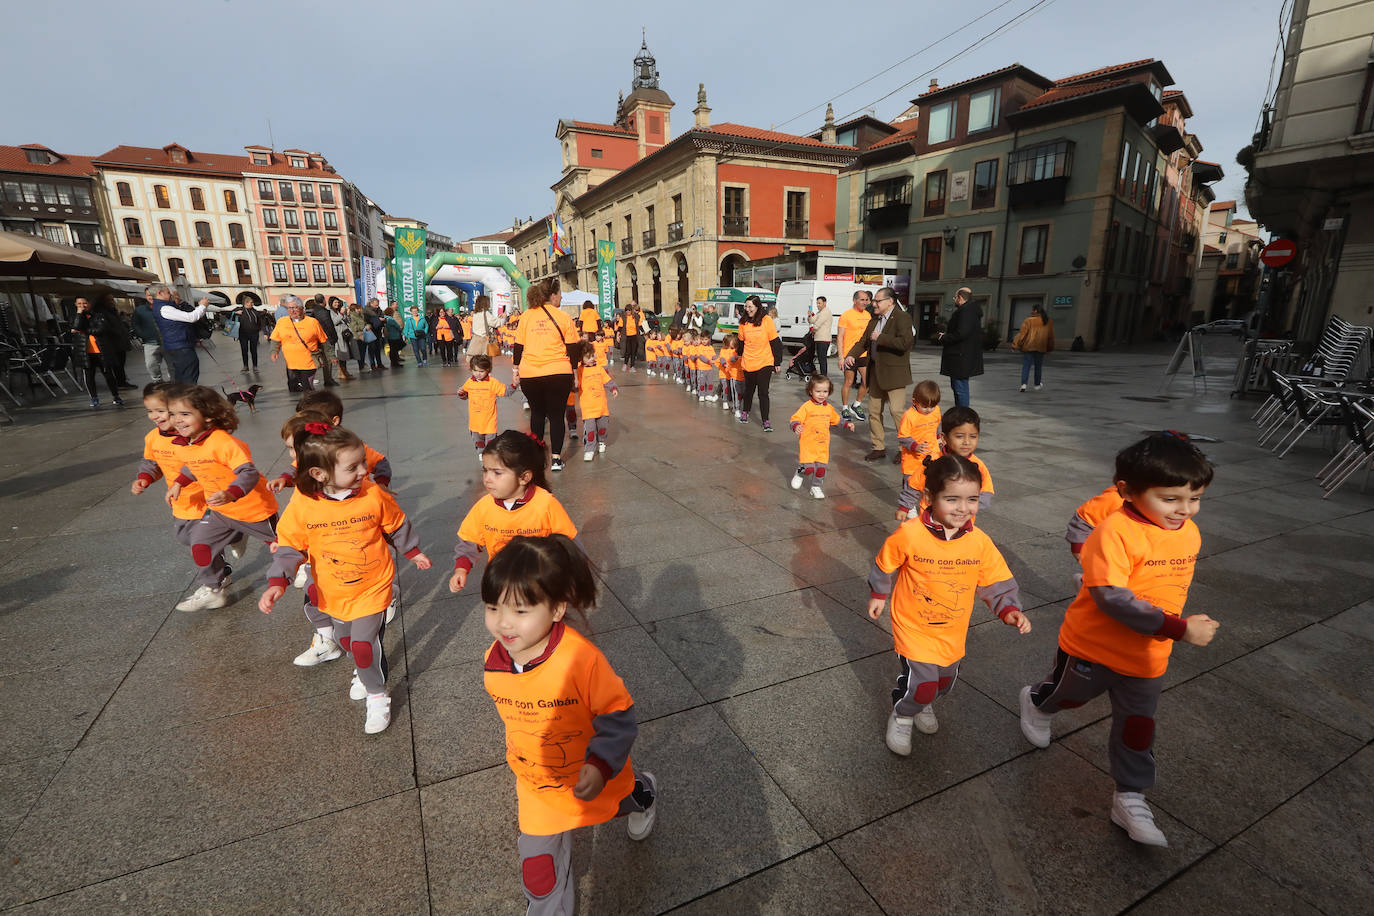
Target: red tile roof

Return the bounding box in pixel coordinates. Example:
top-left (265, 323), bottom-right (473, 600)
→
top-left (1210, 200), bottom-right (1237, 210)
top-left (468, 230), bottom-right (518, 242)
top-left (0, 145), bottom-right (97, 178)
top-left (240, 149), bottom-right (341, 179)
top-left (1203, 244), bottom-right (1223, 254)
top-left (568, 120), bottom-right (635, 136)
top-left (1018, 77), bottom-right (1136, 111)
top-left (93, 144), bottom-right (250, 176)
top-left (1162, 90), bottom-right (1183, 98)
top-left (1056, 58), bottom-right (1155, 86)
top-left (918, 63), bottom-right (1048, 97)
top-left (866, 119), bottom-right (922, 151)
top-left (701, 122), bottom-right (855, 150)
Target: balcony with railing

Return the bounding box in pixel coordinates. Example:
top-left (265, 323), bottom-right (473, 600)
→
top-left (723, 215), bottom-right (749, 236)
top-left (1007, 139), bottom-right (1075, 209)
top-left (785, 219), bottom-right (808, 239)
top-left (621, 237), bottom-right (632, 254)
top-left (667, 220), bottom-right (683, 242)
top-left (587, 248), bottom-right (596, 264)
top-left (554, 254), bottom-right (576, 274)
top-left (642, 229), bottom-right (656, 249)
top-left (864, 176), bottom-right (913, 229)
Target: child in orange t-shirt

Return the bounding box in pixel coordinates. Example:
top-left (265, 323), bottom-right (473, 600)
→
top-left (576, 343), bottom-right (619, 462)
top-left (869, 455), bottom-right (1031, 755)
top-left (260, 423), bottom-right (432, 734)
top-left (449, 430), bottom-right (581, 593)
top-left (482, 533), bottom-right (658, 914)
top-left (275, 389), bottom-right (393, 487)
top-left (459, 354), bottom-right (518, 458)
top-left (897, 405), bottom-right (993, 520)
top-left (131, 382), bottom-right (206, 549)
top-left (1066, 484), bottom-right (1127, 560)
top-left (1020, 432), bottom-right (1219, 847)
top-left (788, 376), bottom-right (854, 499)
top-left (897, 380), bottom-right (942, 477)
top-left (696, 337), bottom-right (719, 402)
top-left (164, 386), bottom-right (281, 612)
top-left (718, 334), bottom-right (741, 412)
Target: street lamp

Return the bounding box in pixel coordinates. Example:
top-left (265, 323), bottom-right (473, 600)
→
top-left (942, 225), bottom-right (958, 249)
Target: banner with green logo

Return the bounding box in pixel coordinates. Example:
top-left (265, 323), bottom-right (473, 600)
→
top-left (596, 239), bottom-right (616, 321)
top-left (394, 227), bottom-right (427, 316)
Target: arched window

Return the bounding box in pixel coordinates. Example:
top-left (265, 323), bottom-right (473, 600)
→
top-left (189, 187), bottom-right (205, 210)
top-left (116, 181), bottom-right (133, 206)
top-left (154, 185), bottom-right (171, 208)
top-left (122, 218), bottom-right (143, 243)
top-left (131, 256), bottom-right (148, 269)
top-left (202, 258), bottom-right (220, 281)
top-left (228, 223), bottom-right (245, 248)
top-left (235, 259), bottom-right (251, 283)
top-left (159, 219), bottom-right (178, 245)
top-left (194, 221), bottom-right (212, 246)
top-left (223, 189), bottom-right (238, 212)
top-left (168, 257), bottom-right (185, 278)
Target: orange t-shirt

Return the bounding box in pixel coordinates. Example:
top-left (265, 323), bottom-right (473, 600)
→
top-left (579, 307), bottom-right (600, 334)
top-left (578, 365), bottom-right (615, 419)
top-left (719, 348), bottom-right (740, 380)
top-left (516, 306), bottom-right (579, 379)
top-left (460, 377), bottom-right (508, 435)
top-left (739, 315), bottom-right (780, 372)
top-left (435, 316), bottom-right (455, 342)
top-left (177, 429), bottom-right (278, 522)
top-left (274, 480), bottom-right (407, 621)
top-left (1059, 508), bottom-right (1200, 678)
top-left (484, 623), bottom-right (636, 836)
top-left (457, 487), bottom-right (578, 559)
top-left (623, 311), bottom-right (640, 335)
top-left (592, 338), bottom-right (612, 366)
top-left (462, 316), bottom-right (474, 338)
top-left (1077, 485), bottom-right (1125, 529)
top-left (790, 400), bottom-right (842, 464)
top-left (875, 523), bottom-right (1014, 665)
top-left (836, 306), bottom-right (872, 356)
top-left (898, 406), bottom-right (942, 475)
top-left (270, 316), bottom-right (328, 371)
top-left (142, 428), bottom-right (206, 520)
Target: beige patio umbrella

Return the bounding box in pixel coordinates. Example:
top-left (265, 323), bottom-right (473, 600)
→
top-left (0, 230), bottom-right (157, 280)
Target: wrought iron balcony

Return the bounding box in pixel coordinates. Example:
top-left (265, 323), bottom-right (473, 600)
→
top-left (723, 215), bottom-right (749, 236)
top-left (667, 220), bottom-right (683, 242)
top-left (587, 248), bottom-right (596, 264)
top-left (785, 219), bottom-right (808, 239)
top-left (621, 237), bottom-right (632, 254)
top-left (642, 229), bottom-right (656, 248)
top-left (554, 254), bottom-right (576, 274)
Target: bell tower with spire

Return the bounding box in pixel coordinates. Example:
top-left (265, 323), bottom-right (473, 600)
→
top-left (616, 31), bottom-right (674, 160)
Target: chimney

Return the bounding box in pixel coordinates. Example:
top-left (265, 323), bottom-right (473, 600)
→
top-left (929, 78), bottom-right (939, 91)
top-left (821, 102), bottom-right (837, 144)
top-left (693, 82), bottom-right (712, 129)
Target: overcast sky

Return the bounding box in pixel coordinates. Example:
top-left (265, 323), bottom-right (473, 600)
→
top-left (10, 0), bottom-right (1281, 239)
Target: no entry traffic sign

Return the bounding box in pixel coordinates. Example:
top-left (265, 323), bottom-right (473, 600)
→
top-left (1260, 239), bottom-right (1297, 268)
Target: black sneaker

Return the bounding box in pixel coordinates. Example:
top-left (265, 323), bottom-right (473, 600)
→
top-left (551, 456), bottom-right (565, 472)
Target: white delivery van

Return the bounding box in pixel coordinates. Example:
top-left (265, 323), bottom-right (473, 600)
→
top-left (773, 280), bottom-right (881, 350)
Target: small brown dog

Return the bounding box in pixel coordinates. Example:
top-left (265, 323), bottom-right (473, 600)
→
top-left (223, 384), bottom-right (264, 414)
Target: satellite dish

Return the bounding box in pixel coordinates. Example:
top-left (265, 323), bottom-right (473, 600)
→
top-left (1072, 255), bottom-right (1087, 269)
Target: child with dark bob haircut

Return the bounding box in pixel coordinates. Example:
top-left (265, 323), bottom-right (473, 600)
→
top-left (1020, 431), bottom-right (1218, 848)
top-left (480, 534), bottom-right (658, 915)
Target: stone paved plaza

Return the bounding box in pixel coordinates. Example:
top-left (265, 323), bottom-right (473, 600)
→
top-left (1, 341), bottom-right (1370, 914)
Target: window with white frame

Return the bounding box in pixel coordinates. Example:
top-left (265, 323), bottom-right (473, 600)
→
top-left (927, 100), bottom-right (955, 144)
top-left (967, 88), bottom-right (1000, 133)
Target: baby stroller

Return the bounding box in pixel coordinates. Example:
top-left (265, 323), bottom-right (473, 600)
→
top-left (784, 330), bottom-right (818, 381)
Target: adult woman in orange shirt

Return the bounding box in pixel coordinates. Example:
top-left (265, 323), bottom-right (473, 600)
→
top-left (513, 279), bottom-right (582, 471)
top-left (736, 295), bottom-right (785, 431)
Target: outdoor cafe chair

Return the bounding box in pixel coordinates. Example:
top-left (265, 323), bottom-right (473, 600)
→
top-left (1320, 395), bottom-right (1374, 497)
top-left (1271, 383), bottom-right (1348, 458)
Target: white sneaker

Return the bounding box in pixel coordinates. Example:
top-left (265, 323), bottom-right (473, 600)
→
top-left (1034, 384), bottom-right (1043, 391)
top-left (885, 711), bottom-right (914, 756)
top-left (293, 633), bottom-right (342, 667)
top-left (225, 536), bottom-right (246, 562)
top-left (914, 705), bottom-right (938, 734)
top-left (722, 401), bottom-right (732, 411)
top-left (1111, 792), bottom-right (1169, 847)
top-left (584, 451), bottom-right (594, 462)
top-left (810, 486), bottom-right (826, 500)
top-left (364, 694), bottom-right (392, 734)
top-left (522, 400), bottom-right (530, 411)
top-left (349, 671), bottom-right (367, 700)
top-left (1019, 384), bottom-right (1027, 392)
top-left (626, 772), bottom-right (658, 840)
top-left (791, 473), bottom-right (804, 490)
top-left (385, 601), bottom-right (397, 625)
top-left (176, 584), bottom-right (227, 612)
top-left (1019, 685), bottom-right (1052, 748)
top-left (597, 442), bottom-right (606, 453)
top-left (293, 563), bottom-right (311, 589)
top-left (709, 395), bottom-right (719, 402)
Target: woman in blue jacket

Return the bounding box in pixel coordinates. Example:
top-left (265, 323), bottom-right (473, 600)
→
top-left (404, 305), bottom-right (430, 367)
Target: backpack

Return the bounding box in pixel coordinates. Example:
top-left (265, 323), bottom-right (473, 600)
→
top-left (194, 315), bottom-right (216, 340)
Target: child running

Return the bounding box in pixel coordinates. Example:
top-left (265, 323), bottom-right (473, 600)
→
top-left (1066, 483), bottom-right (1127, 560)
top-left (449, 430), bottom-right (580, 593)
top-left (482, 534), bottom-right (658, 914)
top-left (458, 354), bottom-right (518, 461)
top-left (164, 386), bottom-right (281, 612)
top-left (131, 382), bottom-right (207, 558)
top-left (278, 389), bottom-right (393, 486)
top-left (897, 405), bottom-right (993, 521)
top-left (1019, 432), bottom-right (1218, 847)
top-left (897, 380), bottom-right (942, 476)
top-left (869, 455), bottom-right (1031, 754)
top-left (789, 376), bottom-right (854, 499)
top-left (260, 422), bottom-right (431, 734)
top-left (577, 342), bottom-right (619, 462)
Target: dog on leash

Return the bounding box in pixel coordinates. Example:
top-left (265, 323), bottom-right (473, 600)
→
top-left (223, 384), bottom-right (264, 413)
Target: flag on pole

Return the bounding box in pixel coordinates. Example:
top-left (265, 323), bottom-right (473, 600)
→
top-left (548, 214), bottom-right (570, 257)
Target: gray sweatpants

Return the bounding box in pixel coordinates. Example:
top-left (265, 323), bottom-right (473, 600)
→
top-left (1030, 649), bottom-right (1163, 791)
top-left (517, 773), bottom-right (656, 916)
top-left (794, 461), bottom-right (829, 492)
top-left (891, 655), bottom-right (960, 716)
top-left (301, 568), bottom-right (400, 631)
top-left (187, 511), bottom-right (277, 587)
top-left (471, 430), bottom-right (492, 453)
top-left (333, 610), bottom-right (388, 694)
top-left (582, 417), bottom-right (609, 451)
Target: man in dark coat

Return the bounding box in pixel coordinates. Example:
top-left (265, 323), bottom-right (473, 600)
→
top-left (309, 294), bottom-right (339, 386)
top-left (844, 286), bottom-right (914, 461)
top-left (938, 287), bottom-right (982, 407)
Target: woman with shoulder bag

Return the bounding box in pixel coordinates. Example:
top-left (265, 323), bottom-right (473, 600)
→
top-left (1012, 304), bottom-right (1055, 392)
top-left (512, 279), bottom-right (581, 471)
top-left (467, 294), bottom-right (494, 360)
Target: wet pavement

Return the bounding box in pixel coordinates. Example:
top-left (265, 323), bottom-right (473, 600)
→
top-left (1, 339), bottom-right (1370, 914)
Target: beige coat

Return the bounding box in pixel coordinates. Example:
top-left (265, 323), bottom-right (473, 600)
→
top-left (810, 303), bottom-right (833, 342)
top-left (1013, 315), bottom-right (1055, 353)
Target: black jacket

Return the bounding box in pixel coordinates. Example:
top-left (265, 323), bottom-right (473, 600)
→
top-left (74, 305), bottom-right (130, 355)
top-left (311, 304), bottom-right (338, 343)
top-left (940, 301), bottom-right (984, 379)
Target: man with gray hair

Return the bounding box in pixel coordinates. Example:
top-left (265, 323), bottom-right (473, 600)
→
top-left (269, 295), bottom-right (328, 392)
top-left (151, 284), bottom-right (208, 383)
top-left (131, 285), bottom-right (169, 382)
top-left (843, 286), bottom-right (914, 460)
